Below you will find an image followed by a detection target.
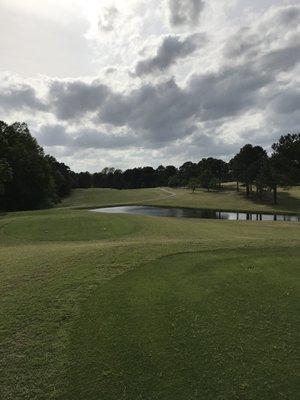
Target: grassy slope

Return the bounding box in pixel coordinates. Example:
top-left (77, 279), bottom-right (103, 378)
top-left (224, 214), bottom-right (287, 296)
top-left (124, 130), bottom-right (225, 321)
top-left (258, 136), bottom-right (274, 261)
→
top-left (59, 185), bottom-right (300, 214)
top-left (1, 187), bottom-right (300, 399)
top-left (148, 185), bottom-right (300, 214)
top-left (59, 187), bottom-right (169, 208)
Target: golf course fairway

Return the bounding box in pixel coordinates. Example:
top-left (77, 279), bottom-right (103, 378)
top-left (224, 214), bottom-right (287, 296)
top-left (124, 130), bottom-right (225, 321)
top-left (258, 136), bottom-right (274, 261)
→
top-left (1, 187), bottom-right (299, 399)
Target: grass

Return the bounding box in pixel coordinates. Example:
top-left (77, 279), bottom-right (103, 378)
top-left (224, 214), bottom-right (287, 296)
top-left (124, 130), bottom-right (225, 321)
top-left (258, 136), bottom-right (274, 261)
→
top-left (67, 248), bottom-right (299, 400)
top-left (59, 187), bottom-right (170, 209)
top-left (147, 185), bottom-right (300, 214)
top-left (59, 185), bottom-right (300, 214)
top-left (1, 186), bottom-right (299, 399)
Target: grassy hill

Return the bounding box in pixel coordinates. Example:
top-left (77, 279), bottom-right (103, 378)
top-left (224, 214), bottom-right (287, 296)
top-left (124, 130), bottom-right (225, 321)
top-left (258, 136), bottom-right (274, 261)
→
top-left (1, 186), bottom-right (299, 399)
top-left (60, 185), bottom-right (300, 214)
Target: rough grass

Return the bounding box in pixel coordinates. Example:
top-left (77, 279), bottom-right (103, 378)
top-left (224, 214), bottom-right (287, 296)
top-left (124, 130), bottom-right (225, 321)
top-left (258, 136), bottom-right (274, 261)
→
top-left (0, 186), bottom-right (300, 399)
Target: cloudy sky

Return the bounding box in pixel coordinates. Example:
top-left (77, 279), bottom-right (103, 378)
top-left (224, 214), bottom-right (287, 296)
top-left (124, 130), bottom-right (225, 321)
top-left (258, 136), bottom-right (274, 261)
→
top-left (0, 0), bottom-right (299, 172)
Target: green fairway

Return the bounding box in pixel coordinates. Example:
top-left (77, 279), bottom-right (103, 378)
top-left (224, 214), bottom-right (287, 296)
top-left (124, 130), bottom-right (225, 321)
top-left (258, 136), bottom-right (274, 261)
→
top-left (59, 187), bottom-right (173, 209)
top-left (1, 187), bottom-right (300, 399)
top-left (59, 185), bottom-right (300, 214)
top-left (67, 248), bottom-right (299, 400)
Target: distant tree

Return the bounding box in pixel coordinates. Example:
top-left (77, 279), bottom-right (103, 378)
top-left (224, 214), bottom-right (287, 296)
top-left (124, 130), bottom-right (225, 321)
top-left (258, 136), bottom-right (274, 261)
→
top-left (0, 159), bottom-right (13, 210)
top-left (46, 156), bottom-right (73, 199)
top-left (188, 177), bottom-right (200, 193)
top-left (140, 167), bottom-right (157, 188)
top-left (77, 172), bottom-right (92, 188)
top-left (168, 174), bottom-right (181, 187)
top-left (179, 161), bottom-right (198, 184)
top-left (165, 165), bottom-right (177, 177)
top-left (266, 133), bottom-right (300, 204)
top-left (229, 157), bottom-right (240, 191)
top-left (156, 165), bottom-right (166, 186)
top-left (272, 133), bottom-right (300, 183)
top-left (199, 158), bottom-right (229, 189)
top-left (231, 144), bottom-right (267, 196)
top-left (199, 169), bottom-right (217, 191)
top-left (112, 169), bottom-right (123, 189)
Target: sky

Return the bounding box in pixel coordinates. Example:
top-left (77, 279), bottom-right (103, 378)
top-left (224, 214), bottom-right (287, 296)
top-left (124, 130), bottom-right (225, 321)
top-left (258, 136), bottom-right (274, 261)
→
top-left (0, 0), bottom-right (299, 172)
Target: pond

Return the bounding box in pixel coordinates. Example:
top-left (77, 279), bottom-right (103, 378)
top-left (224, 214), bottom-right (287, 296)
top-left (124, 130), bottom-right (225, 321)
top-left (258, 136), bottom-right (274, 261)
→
top-left (91, 206), bottom-right (300, 222)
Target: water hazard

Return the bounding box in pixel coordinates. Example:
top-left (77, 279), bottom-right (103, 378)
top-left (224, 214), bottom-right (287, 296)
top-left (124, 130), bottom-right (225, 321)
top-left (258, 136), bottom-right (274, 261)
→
top-left (91, 205), bottom-right (300, 221)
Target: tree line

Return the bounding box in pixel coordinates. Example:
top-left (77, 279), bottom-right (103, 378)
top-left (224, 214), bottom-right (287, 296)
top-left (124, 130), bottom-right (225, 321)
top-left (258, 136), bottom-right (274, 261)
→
top-left (0, 121), bottom-right (73, 211)
top-left (0, 120), bottom-right (299, 211)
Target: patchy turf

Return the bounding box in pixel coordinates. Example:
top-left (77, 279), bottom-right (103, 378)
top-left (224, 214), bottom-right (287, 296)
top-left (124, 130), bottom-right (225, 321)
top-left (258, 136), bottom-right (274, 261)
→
top-left (0, 187), bottom-right (299, 399)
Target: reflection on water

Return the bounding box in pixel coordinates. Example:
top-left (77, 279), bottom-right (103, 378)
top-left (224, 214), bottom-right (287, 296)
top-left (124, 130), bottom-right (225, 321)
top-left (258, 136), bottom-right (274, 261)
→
top-left (91, 206), bottom-right (300, 222)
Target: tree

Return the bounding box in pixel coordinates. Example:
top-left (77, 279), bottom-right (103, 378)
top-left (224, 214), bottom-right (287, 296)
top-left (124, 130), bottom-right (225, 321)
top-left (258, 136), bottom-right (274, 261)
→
top-left (229, 157), bottom-right (241, 191)
top-left (179, 161), bottom-right (198, 185)
top-left (231, 144), bottom-right (267, 197)
top-left (0, 121), bottom-right (57, 211)
top-left (199, 169), bottom-right (217, 191)
top-left (76, 172), bottom-right (92, 188)
top-left (199, 158), bottom-right (229, 189)
top-left (267, 133), bottom-right (300, 204)
top-left (168, 174), bottom-right (181, 187)
top-left (272, 133), bottom-right (300, 183)
top-left (46, 156), bottom-right (73, 198)
top-left (0, 159), bottom-right (13, 210)
top-left (188, 177), bottom-right (199, 193)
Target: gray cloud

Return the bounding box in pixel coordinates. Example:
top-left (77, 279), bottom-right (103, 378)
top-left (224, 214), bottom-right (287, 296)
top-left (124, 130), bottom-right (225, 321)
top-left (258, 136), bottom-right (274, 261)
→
top-left (186, 133), bottom-right (242, 159)
top-left (0, 84), bottom-right (46, 112)
top-left (48, 80), bottom-right (109, 120)
top-left (98, 79), bottom-right (195, 145)
top-left (73, 129), bottom-right (135, 149)
top-left (274, 4), bottom-right (300, 27)
top-left (224, 27), bottom-right (263, 60)
top-left (134, 33), bottom-right (206, 76)
top-left (187, 65), bottom-right (272, 122)
top-left (36, 124), bottom-right (70, 146)
top-left (36, 124), bottom-right (136, 149)
top-left (3, 29), bottom-right (299, 152)
top-left (269, 88), bottom-right (300, 115)
top-left (258, 43), bottom-right (300, 73)
top-left (168, 0), bottom-right (205, 27)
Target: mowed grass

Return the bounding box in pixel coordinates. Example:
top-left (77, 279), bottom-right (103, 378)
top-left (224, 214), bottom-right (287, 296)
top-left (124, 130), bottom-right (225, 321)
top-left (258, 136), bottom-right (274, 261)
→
top-left (59, 187), bottom-right (170, 208)
top-left (67, 248), bottom-right (299, 400)
top-left (147, 185), bottom-right (300, 214)
top-left (0, 187), bottom-right (300, 399)
top-left (58, 185), bottom-right (300, 214)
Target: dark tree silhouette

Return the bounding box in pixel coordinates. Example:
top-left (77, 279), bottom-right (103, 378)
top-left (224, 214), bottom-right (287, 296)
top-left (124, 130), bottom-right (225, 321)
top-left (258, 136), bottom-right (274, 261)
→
top-left (0, 121), bottom-right (74, 211)
top-left (268, 134), bottom-right (300, 204)
top-left (199, 169), bottom-right (217, 191)
top-left (0, 121), bottom-right (56, 211)
top-left (230, 144), bottom-right (267, 197)
top-left (0, 159), bottom-right (12, 197)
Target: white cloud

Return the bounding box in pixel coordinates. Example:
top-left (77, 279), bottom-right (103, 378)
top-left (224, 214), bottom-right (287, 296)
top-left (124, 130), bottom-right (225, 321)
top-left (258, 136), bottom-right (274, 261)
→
top-left (0, 1), bottom-right (299, 170)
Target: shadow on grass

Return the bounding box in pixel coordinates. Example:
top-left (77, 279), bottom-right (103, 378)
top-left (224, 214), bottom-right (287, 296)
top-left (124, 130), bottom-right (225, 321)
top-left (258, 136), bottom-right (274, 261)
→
top-left (238, 189), bottom-right (300, 213)
top-left (192, 186), bottom-right (300, 213)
